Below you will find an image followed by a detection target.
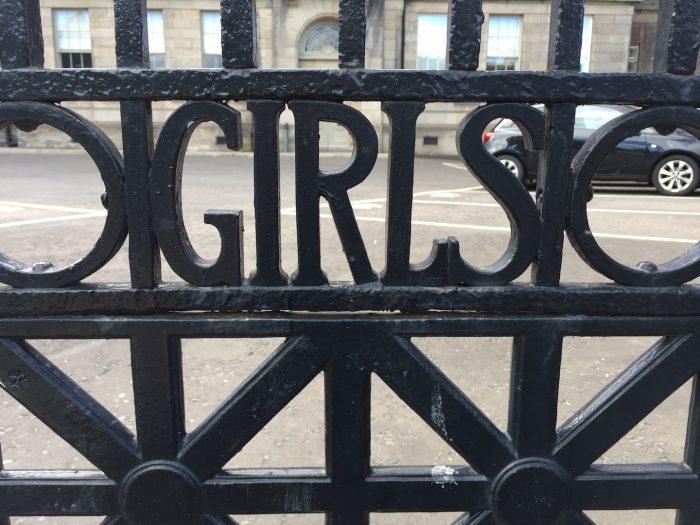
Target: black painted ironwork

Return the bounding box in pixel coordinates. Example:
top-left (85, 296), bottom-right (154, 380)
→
top-left (0, 0), bottom-right (700, 523)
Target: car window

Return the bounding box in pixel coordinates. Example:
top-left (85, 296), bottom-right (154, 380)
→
top-left (574, 106), bottom-right (623, 130)
top-left (494, 119), bottom-right (516, 131)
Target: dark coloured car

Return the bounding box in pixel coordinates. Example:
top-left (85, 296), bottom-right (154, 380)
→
top-left (483, 104), bottom-right (700, 196)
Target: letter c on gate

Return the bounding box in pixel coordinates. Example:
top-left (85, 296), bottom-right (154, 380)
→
top-left (568, 106), bottom-right (700, 286)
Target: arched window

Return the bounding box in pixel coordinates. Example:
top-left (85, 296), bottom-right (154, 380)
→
top-left (297, 19), bottom-right (350, 150)
top-left (298, 20), bottom-right (339, 67)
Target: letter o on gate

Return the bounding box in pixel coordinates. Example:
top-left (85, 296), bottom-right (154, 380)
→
top-left (0, 102), bottom-right (127, 288)
top-left (568, 106), bottom-right (700, 286)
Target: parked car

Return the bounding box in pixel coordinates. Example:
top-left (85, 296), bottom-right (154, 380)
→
top-left (483, 104), bottom-right (700, 196)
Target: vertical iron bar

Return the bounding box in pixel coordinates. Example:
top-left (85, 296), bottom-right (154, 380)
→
top-left (531, 0), bottom-right (583, 285)
top-left (676, 374), bottom-right (700, 525)
top-left (114, 0), bottom-right (161, 288)
top-left (654, 0), bottom-right (700, 75)
top-left (248, 100), bottom-right (288, 285)
top-left (114, 0), bottom-right (149, 66)
top-left (221, 0), bottom-right (258, 68)
top-left (446, 0), bottom-right (484, 71)
top-left (338, 0), bottom-right (366, 68)
top-left (508, 331), bottom-right (563, 456)
top-left (325, 349), bottom-right (371, 524)
top-left (531, 103), bottom-right (576, 285)
top-left (0, 0), bottom-right (43, 69)
top-left (130, 331), bottom-right (186, 460)
top-left (547, 0), bottom-right (585, 71)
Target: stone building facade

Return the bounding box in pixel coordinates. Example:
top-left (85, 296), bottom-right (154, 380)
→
top-left (628, 0), bottom-right (700, 74)
top-left (6, 0), bottom-right (638, 156)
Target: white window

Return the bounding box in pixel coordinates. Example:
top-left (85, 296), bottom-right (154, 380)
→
top-left (54, 9), bottom-right (92, 68)
top-left (580, 15), bottom-right (593, 72)
top-left (201, 11), bottom-right (222, 68)
top-left (148, 11), bottom-right (165, 68)
top-left (416, 14), bottom-right (447, 70)
top-left (486, 15), bottom-right (521, 71)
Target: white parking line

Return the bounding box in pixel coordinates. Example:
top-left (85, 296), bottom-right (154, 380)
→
top-left (0, 200), bottom-right (107, 229)
top-left (0, 212), bottom-right (106, 229)
top-left (281, 186), bottom-right (483, 214)
top-left (594, 232), bottom-right (698, 244)
top-left (0, 200), bottom-right (105, 214)
top-left (442, 162), bottom-right (468, 171)
top-left (279, 184), bottom-right (699, 246)
top-left (320, 214), bottom-right (696, 244)
top-left (413, 199), bottom-right (700, 217)
top-left (589, 192), bottom-right (695, 201)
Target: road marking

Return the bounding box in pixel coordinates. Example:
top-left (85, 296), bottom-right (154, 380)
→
top-left (413, 199), bottom-right (700, 217)
top-left (351, 203), bottom-right (384, 210)
top-left (0, 200), bottom-right (105, 214)
top-left (593, 232), bottom-right (698, 244)
top-left (414, 200), bottom-right (503, 209)
top-left (442, 162), bottom-right (468, 171)
top-left (588, 192), bottom-right (693, 201)
top-left (0, 205), bottom-right (24, 213)
top-left (0, 212), bottom-right (106, 229)
top-left (281, 186), bottom-right (483, 214)
top-left (426, 192), bottom-right (461, 198)
top-left (281, 185), bottom-right (698, 244)
top-left (0, 200), bottom-right (107, 229)
top-left (314, 214), bottom-right (696, 244)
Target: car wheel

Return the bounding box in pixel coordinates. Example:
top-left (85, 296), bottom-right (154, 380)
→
top-left (652, 155), bottom-right (700, 196)
top-left (497, 154), bottom-right (526, 182)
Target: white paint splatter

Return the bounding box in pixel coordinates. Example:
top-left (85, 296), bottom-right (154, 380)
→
top-left (431, 465), bottom-right (458, 486)
top-left (431, 385), bottom-right (447, 435)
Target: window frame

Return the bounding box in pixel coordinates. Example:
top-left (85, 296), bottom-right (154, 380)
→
top-left (53, 9), bottom-right (93, 69)
top-left (415, 14), bottom-right (447, 70)
top-left (627, 44), bottom-right (640, 73)
top-left (485, 15), bottom-right (522, 71)
top-left (147, 10), bottom-right (166, 68)
top-left (201, 11), bottom-right (222, 68)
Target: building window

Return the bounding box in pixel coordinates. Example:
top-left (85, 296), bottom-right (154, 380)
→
top-left (54, 9), bottom-right (92, 68)
top-left (148, 11), bottom-right (165, 68)
top-left (580, 15), bottom-right (593, 72)
top-left (628, 44), bottom-right (640, 72)
top-left (201, 11), bottom-right (222, 68)
top-left (416, 14), bottom-right (447, 69)
top-left (486, 15), bottom-right (521, 71)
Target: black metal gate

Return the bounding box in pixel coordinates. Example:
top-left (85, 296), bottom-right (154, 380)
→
top-left (1, 0), bottom-right (700, 523)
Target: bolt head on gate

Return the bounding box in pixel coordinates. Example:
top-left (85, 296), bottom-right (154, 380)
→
top-left (491, 459), bottom-right (572, 525)
top-left (119, 461), bottom-right (203, 525)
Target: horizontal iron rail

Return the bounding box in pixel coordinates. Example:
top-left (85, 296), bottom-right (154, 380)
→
top-left (0, 465), bottom-right (695, 515)
top-left (2, 284), bottom-right (700, 317)
top-left (1, 70), bottom-right (700, 104)
top-left (1, 313), bottom-right (700, 337)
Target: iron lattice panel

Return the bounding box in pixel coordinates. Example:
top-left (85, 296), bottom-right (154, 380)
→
top-left (1, 0), bottom-right (700, 524)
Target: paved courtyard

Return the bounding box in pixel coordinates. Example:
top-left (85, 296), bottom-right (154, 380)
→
top-left (1, 150), bottom-right (698, 524)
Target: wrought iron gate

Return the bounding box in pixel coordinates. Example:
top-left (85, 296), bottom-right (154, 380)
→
top-left (1, 0), bottom-right (700, 523)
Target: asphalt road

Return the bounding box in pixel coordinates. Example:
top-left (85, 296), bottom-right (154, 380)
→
top-left (1, 150), bottom-right (698, 525)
